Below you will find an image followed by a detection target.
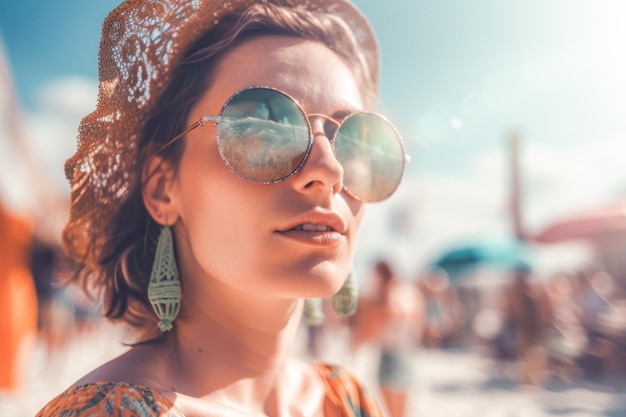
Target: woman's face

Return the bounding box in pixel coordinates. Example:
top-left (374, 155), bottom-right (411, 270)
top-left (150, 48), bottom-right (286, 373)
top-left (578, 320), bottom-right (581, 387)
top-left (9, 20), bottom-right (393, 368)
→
top-left (166, 36), bottom-right (367, 303)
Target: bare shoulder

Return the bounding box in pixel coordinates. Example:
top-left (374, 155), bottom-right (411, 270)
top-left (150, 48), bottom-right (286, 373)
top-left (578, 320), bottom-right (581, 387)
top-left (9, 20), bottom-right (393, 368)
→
top-left (37, 343), bottom-right (181, 417)
top-left (74, 342), bottom-right (166, 388)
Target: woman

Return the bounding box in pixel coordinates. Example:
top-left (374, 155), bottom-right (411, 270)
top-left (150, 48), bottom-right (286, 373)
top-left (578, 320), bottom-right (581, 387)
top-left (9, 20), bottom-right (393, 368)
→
top-left (37, 0), bottom-right (408, 415)
top-left (502, 266), bottom-right (553, 385)
top-left (0, 203), bottom-right (37, 392)
top-left (351, 260), bottom-right (424, 417)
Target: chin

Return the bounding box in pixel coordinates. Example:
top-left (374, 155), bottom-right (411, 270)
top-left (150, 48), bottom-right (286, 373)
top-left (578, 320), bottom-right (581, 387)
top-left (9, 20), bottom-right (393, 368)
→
top-left (302, 263), bottom-right (350, 298)
top-left (275, 260), bottom-right (350, 299)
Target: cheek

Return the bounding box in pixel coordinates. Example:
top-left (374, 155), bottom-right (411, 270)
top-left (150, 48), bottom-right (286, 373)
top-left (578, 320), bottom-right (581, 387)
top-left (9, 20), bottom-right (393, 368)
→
top-left (177, 160), bottom-right (256, 247)
top-left (175, 145), bottom-right (238, 237)
top-left (347, 196), bottom-right (366, 233)
top-left (173, 148), bottom-right (272, 277)
top-left (178, 187), bottom-right (262, 293)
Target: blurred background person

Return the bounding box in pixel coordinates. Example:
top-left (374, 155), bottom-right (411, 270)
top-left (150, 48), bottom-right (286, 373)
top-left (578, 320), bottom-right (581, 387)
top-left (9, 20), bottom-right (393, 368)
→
top-left (572, 269), bottom-right (625, 382)
top-left (418, 266), bottom-right (464, 349)
top-left (544, 271), bottom-right (588, 383)
top-left (0, 34), bottom-right (59, 393)
top-left (0, 202), bottom-right (37, 392)
top-left (351, 259), bottom-right (425, 417)
top-left (501, 265), bottom-right (553, 385)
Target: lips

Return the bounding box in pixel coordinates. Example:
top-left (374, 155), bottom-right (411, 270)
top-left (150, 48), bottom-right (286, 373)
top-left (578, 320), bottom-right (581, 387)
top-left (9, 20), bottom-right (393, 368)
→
top-left (291, 223), bottom-right (334, 232)
top-left (278, 212), bottom-right (347, 235)
top-left (277, 220), bottom-right (345, 246)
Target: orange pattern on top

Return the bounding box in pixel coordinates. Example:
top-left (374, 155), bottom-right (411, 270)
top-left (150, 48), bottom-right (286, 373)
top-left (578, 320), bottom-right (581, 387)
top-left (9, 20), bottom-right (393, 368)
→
top-left (36, 364), bottom-right (383, 417)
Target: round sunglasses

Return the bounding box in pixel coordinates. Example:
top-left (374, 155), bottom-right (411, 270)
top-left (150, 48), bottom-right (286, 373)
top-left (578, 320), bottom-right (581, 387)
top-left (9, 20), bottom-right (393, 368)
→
top-left (159, 86), bottom-right (410, 202)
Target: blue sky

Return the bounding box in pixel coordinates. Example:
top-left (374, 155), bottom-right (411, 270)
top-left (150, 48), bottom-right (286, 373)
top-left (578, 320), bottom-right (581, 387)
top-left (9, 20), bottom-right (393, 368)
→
top-left (1, 0), bottom-right (625, 275)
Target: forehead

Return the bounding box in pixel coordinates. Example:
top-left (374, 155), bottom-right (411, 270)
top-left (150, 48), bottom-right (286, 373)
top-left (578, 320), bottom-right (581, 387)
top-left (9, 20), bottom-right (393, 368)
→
top-left (209, 35), bottom-right (364, 113)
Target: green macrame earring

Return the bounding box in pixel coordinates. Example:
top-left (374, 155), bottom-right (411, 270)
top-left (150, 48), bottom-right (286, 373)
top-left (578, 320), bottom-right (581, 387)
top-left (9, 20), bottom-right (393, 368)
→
top-left (148, 226), bottom-right (181, 332)
top-left (330, 267), bottom-right (358, 316)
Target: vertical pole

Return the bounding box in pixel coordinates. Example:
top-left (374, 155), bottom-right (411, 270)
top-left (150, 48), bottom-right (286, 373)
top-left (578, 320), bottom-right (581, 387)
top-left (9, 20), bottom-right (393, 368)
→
top-left (509, 131), bottom-right (525, 241)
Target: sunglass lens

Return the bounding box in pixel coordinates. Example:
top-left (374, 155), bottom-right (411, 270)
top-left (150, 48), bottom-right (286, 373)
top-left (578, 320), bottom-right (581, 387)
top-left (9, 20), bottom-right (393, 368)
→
top-left (334, 113), bottom-right (405, 202)
top-left (218, 88), bottom-right (311, 183)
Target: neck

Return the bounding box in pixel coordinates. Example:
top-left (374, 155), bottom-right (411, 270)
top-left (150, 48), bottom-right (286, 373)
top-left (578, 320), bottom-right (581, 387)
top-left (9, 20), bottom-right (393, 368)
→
top-left (163, 288), bottom-right (305, 412)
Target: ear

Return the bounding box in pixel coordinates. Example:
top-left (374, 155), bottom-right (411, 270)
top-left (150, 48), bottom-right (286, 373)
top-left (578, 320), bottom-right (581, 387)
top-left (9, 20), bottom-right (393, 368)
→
top-left (142, 156), bottom-right (179, 226)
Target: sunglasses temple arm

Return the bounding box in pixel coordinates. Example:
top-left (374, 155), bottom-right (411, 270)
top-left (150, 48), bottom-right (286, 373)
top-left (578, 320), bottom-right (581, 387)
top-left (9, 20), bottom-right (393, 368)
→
top-left (156, 115), bottom-right (221, 154)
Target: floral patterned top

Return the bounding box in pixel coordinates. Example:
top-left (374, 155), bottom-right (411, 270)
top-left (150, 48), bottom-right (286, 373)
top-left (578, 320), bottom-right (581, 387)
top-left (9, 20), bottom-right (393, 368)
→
top-left (36, 363), bottom-right (382, 417)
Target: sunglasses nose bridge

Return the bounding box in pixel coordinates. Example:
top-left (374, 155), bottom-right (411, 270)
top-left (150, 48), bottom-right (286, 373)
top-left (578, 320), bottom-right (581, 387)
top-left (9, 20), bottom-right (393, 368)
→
top-left (308, 113), bottom-right (339, 144)
top-left (292, 114), bottom-right (344, 197)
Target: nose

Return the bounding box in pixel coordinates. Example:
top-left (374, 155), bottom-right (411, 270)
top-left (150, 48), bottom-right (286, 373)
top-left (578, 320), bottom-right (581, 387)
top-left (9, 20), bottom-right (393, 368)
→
top-left (292, 116), bottom-right (343, 197)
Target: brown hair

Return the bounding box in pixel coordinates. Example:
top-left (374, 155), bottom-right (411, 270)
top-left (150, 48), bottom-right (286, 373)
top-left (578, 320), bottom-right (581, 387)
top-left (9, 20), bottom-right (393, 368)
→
top-left (67, 3), bottom-right (377, 338)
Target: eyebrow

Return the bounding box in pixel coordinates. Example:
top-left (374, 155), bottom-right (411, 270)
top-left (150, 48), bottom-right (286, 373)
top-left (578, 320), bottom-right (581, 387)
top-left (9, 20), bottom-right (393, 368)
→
top-left (297, 94), bottom-right (363, 121)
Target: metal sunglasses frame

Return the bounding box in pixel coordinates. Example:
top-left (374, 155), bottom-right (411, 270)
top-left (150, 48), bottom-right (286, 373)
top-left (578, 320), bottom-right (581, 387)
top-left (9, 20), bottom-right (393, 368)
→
top-left (158, 85), bottom-right (410, 202)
